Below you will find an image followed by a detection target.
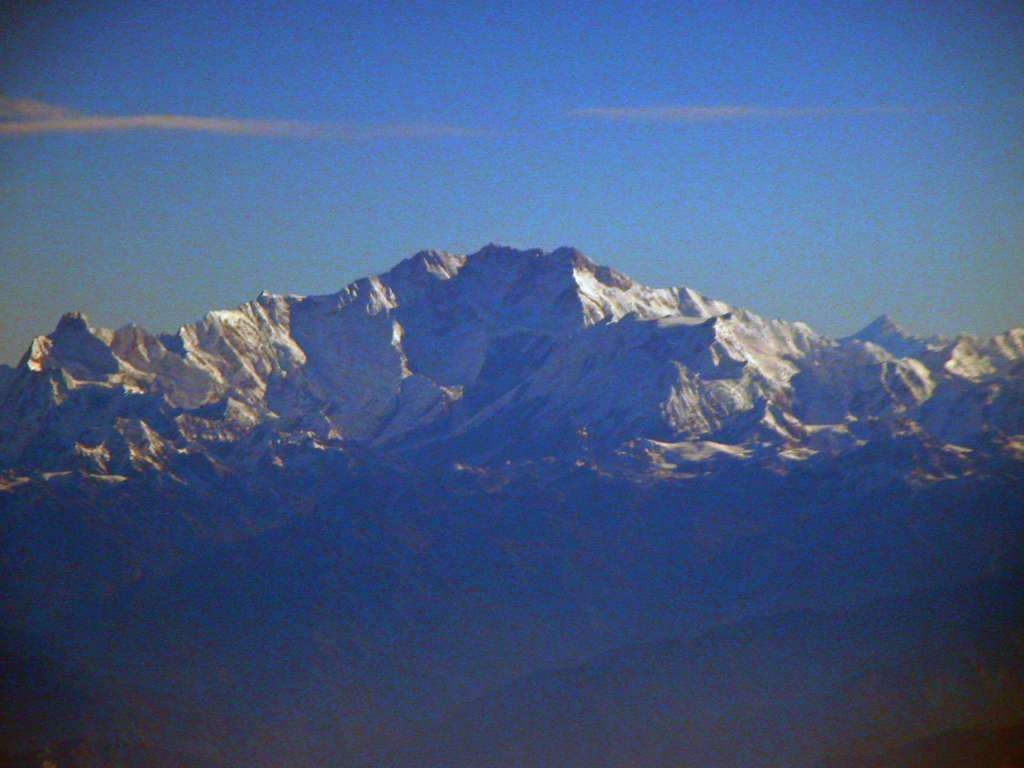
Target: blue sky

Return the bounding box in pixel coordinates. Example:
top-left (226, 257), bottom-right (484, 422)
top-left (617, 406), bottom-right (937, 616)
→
top-left (1, 0), bottom-right (1022, 362)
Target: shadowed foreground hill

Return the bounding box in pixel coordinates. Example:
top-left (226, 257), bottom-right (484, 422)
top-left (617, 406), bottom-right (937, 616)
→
top-left (365, 574), bottom-right (1024, 768)
top-left (822, 722), bottom-right (1024, 768)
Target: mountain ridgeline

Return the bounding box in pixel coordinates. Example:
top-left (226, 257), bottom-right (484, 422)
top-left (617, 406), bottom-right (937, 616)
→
top-left (1, 245), bottom-right (1022, 767)
top-left (3, 243), bottom-right (1023, 476)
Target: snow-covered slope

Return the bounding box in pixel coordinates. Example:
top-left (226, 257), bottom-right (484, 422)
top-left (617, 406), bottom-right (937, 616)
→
top-left (1, 244), bottom-right (1021, 479)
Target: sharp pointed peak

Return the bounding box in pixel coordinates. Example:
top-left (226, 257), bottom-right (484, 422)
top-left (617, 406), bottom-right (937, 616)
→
top-left (382, 249), bottom-right (467, 287)
top-left (53, 311), bottom-right (91, 335)
top-left (405, 247), bottom-right (457, 262)
top-left (846, 313), bottom-right (931, 357)
top-left (863, 313), bottom-right (905, 332)
top-left (851, 313), bottom-right (923, 343)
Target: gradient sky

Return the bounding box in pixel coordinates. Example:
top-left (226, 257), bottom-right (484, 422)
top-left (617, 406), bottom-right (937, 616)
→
top-left (1, 0), bottom-right (1022, 363)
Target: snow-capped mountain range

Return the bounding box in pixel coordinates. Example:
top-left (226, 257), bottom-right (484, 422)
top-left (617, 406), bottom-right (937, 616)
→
top-left (2, 244), bottom-right (1022, 481)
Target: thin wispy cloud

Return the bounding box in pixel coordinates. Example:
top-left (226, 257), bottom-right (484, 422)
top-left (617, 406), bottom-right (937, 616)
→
top-left (0, 96), bottom-right (78, 121)
top-left (568, 103), bottom-right (929, 123)
top-left (0, 96), bottom-right (481, 139)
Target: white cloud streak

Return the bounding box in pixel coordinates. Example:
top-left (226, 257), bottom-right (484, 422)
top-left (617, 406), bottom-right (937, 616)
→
top-left (568, 104), bottom-right (924, 122)
top-left (0, 96), bottom-right (481, 139)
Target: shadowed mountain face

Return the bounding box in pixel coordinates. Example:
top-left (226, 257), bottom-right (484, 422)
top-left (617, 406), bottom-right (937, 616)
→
top-left (1, 246), bottom-right (1022, 767)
